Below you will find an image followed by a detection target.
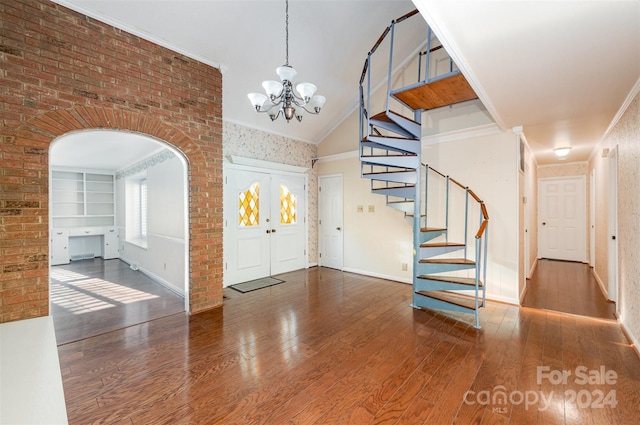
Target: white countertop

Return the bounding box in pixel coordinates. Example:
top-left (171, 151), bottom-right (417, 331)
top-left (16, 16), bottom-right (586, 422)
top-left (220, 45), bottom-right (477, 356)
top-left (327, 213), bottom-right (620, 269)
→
top-left (0, 316), bottom-right (68, 424)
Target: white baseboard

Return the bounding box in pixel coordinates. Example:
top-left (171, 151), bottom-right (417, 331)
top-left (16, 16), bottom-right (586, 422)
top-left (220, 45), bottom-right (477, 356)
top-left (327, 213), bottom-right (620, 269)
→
top-left (529, 257), bottom-right (538, 278)
top-left (591, 268), bottom-right (609, 300)
top-left (520, 283), bottom-right (529, 304)
top-left (619, 316), bottom-right (640, 361)
top-left (119, 256), bottom-right (185, 297)
top-left (342, 267), bottom-right (412, 285)
top-left (341, 267), bottom-right (519, 305)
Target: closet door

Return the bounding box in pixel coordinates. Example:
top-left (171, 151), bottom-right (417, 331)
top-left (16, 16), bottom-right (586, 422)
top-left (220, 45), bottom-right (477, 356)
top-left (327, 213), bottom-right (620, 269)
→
top-left (225, 170), bottom-right (271, 285)
top-left (270, 174), bottom-right (306, 275)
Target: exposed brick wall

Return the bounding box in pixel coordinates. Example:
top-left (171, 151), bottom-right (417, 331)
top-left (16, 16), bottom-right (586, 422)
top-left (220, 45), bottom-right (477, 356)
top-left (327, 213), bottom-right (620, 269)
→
top-left (0, 0), bottom-right (224, 322)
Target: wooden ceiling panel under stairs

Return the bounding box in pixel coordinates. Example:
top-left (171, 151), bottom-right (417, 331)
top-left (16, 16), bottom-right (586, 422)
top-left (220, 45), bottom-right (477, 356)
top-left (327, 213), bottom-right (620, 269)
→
top-left (392, 73), bottom-right (478, 111)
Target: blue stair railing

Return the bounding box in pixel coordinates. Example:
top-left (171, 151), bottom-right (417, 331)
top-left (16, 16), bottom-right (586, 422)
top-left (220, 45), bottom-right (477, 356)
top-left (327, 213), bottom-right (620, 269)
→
top-left (358, 9), bottom-right (488, 328)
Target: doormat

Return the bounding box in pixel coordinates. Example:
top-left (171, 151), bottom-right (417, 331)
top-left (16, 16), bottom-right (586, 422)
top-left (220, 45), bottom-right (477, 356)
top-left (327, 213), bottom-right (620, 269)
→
top-left (230, 277), bottom-right (285, 293)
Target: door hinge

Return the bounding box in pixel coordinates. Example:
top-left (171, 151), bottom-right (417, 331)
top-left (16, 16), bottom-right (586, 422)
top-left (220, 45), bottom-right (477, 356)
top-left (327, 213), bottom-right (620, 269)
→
top-left (225, 176), bottom-right (227, 184)
top-left (319, 253), bottom-right (322, 258)
top-left (304, 249), bottom-right (306, 255)
top-left (225, 262), bottom-right (227, 270)
top-left (319, 186), bottom-right (322, 191)
top-left (319, 219), bottom-right (322, 225)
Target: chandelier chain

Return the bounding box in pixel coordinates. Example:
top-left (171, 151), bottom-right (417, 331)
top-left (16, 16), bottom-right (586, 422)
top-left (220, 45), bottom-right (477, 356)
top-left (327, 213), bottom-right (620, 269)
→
top-left (246, 0), bottom-right (325, 122)
top-left (285, 0), bottom-right (289, 66)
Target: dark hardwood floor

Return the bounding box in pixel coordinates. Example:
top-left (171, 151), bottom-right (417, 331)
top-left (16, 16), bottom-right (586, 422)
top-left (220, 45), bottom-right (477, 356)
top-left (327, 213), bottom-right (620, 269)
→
top-left (51, 258), bottom-right (185, 345)
top-left (57, 266), bottom-right (640, 424)
top-left (522, 259), bottom-right (617, 320)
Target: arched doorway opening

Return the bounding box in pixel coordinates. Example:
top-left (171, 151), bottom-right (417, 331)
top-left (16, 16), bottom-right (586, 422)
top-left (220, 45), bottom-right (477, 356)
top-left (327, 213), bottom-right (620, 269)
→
top-left (49, 129), bottom-right (190, 342)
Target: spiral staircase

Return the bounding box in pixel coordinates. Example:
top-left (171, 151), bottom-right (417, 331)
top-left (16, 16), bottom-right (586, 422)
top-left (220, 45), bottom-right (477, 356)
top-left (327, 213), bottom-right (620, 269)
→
top-left (358, 10), bottom-right (489, 328)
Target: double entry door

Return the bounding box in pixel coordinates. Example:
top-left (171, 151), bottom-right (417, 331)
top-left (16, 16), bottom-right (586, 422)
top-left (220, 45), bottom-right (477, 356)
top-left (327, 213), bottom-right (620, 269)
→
top-left (224, 167), bottom-right (306, 286)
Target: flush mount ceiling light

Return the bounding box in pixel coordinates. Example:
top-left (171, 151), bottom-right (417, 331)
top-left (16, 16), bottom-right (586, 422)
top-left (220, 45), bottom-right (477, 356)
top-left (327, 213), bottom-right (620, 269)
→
top-left (247, 0), bottom-right (326, 123)
top-left (553, 147), bottom-right (571, 158)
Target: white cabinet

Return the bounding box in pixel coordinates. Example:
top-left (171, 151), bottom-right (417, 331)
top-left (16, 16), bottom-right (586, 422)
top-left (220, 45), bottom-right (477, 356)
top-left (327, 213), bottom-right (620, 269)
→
top-left (50, 229), bottom-right (69, 265)
top-left (103, 227), bottom-right (119, 260)
top-left (51, 227), bottom-right (119, 263)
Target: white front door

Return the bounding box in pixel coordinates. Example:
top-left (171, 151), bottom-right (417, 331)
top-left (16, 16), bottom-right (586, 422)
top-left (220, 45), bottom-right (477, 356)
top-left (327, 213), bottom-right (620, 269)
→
top-left (270, 174), bottom-right (306, 275)
top-left (224, 168), bottom-right (307, 286)
top-left (538, 177), bottom-right (586, 262)
top-left (318, 175), bottom-right (344, 270)
top-left (225, 170), bottom-right (271, 285)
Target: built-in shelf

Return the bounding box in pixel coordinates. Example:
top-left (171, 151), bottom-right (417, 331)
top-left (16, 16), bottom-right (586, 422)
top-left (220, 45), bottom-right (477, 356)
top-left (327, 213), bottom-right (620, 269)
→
top-left (51, 171), bottom-right (115, 228)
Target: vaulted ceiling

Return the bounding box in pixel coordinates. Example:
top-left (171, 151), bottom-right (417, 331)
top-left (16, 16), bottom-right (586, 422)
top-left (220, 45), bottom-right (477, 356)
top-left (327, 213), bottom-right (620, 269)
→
top-left (52, 0), bottom-right (639, 166)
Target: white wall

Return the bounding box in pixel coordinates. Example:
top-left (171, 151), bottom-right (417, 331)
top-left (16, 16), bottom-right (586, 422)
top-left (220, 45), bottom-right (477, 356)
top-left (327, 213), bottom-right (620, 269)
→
top-left (117, 154), bottom-right (186, 295)
top-left (317, 155), bottom-right (414, 282)
top-left (317, 127), bottom-right (521, 304)
top-left (422, 129), bottom-right (520, 303)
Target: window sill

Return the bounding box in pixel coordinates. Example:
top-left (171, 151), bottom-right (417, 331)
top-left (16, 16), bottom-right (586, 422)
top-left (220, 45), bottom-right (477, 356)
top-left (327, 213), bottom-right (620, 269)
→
top-left (126, 238), bottom-right (148, 250)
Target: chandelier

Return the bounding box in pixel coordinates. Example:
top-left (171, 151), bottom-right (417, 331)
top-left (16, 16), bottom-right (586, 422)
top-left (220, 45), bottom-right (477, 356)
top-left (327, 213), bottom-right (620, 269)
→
top-left (247, 0), bottom-right (326, 122)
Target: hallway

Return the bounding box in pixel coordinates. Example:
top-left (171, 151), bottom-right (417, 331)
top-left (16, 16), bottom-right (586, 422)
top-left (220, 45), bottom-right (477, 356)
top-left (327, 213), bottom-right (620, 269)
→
top-left (522, 259), bottom-right (617, 320)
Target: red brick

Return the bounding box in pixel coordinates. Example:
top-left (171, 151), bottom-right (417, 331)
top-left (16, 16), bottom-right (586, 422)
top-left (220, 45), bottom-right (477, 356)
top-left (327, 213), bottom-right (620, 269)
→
top-left (0, 0), bottom-right (223, 322)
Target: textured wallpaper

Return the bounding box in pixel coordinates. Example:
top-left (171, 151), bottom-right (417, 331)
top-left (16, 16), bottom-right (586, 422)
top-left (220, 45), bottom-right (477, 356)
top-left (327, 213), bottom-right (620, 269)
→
top-left (598, 92), bottom-right (640, 344)
top-left (223, 121), bottom-right (319, 263)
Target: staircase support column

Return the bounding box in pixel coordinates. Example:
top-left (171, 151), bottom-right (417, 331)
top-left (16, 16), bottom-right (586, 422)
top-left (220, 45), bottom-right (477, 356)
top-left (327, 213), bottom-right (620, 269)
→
top-left (411, 114), bottom-right (422, 308)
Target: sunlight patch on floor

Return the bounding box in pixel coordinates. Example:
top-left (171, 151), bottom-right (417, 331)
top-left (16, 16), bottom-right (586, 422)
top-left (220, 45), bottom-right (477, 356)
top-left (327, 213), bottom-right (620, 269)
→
top-left (51, 276), bottom-right (160, 315)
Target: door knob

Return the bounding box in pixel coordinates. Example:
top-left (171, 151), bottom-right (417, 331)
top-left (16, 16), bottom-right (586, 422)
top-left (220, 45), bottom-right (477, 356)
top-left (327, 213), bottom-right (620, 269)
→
top-left (542, 222), bottom-right (546, 226)
top-left (336, 227), bottom-right (341, 231)
top-left (271, 229), bottom-right (276, 233)
top-left (266, 229), bottom-right (271, 234)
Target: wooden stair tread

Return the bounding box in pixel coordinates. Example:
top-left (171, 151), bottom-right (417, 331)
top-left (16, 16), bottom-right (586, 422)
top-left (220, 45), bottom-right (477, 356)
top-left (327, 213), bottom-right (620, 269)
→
top-left (393, 73), bottom-right (478, 111)
top-left (362, 135), bottom-right (419, 142)
top-left (419, 258), bottom-right (475, 265)
top-left (415, 290), bottom-right (478, 310)
top-left (420, 242), bottom-right (464, 248)
top-left (416, 275), bottom-right (483, 287)
top-left (363, 170), bottom-right (414, 175)
top-left (421, 227), bottom-right (446, 233)
top-left (372, 185), bottom-right (414, 191)
top-left (370, 110), bottom-right (420, 126)
top-left (361, 154), bottom-right (417, 158)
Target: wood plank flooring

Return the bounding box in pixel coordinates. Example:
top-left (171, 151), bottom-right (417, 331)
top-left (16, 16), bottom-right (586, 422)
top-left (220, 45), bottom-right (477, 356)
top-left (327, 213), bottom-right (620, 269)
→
top-left (51, 258), bottom-right (185, 345)
top-left (522, 259), bottom-right (617, 320)
top-left (57, 267), bottom-right (640, 424)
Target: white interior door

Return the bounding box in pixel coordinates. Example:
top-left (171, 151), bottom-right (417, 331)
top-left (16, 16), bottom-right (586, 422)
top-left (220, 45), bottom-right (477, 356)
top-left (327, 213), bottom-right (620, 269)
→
top-left (607, 148), bottom-right (618, 303)
top-left (270, 174), bottom-right (306, 275)
top-left (538, 177), bottom-right (586, 262)
top-left (224, 169), bottom-right (271, 285)
top-left (318, 175), bottom-right (343, 270)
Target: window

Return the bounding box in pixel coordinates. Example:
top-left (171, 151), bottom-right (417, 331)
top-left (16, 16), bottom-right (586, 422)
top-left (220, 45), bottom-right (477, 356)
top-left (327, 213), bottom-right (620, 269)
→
top-left (126, 176), bottom-right (148, 246)
top-left (280, 184), bottom-right (297, 225)
top-left (238, 182), bottom-right (260, 227)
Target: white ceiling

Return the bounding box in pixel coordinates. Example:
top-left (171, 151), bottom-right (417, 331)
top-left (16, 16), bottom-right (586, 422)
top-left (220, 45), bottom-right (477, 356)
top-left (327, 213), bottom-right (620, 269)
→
top-left (51, 130), bottom-right (166, 171)
top-left (51, 0), bottom-right (639, 168)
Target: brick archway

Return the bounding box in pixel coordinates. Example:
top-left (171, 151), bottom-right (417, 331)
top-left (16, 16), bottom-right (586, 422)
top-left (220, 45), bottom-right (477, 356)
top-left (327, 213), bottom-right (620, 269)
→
top-left (1, 106), bottom-right (223, 321)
